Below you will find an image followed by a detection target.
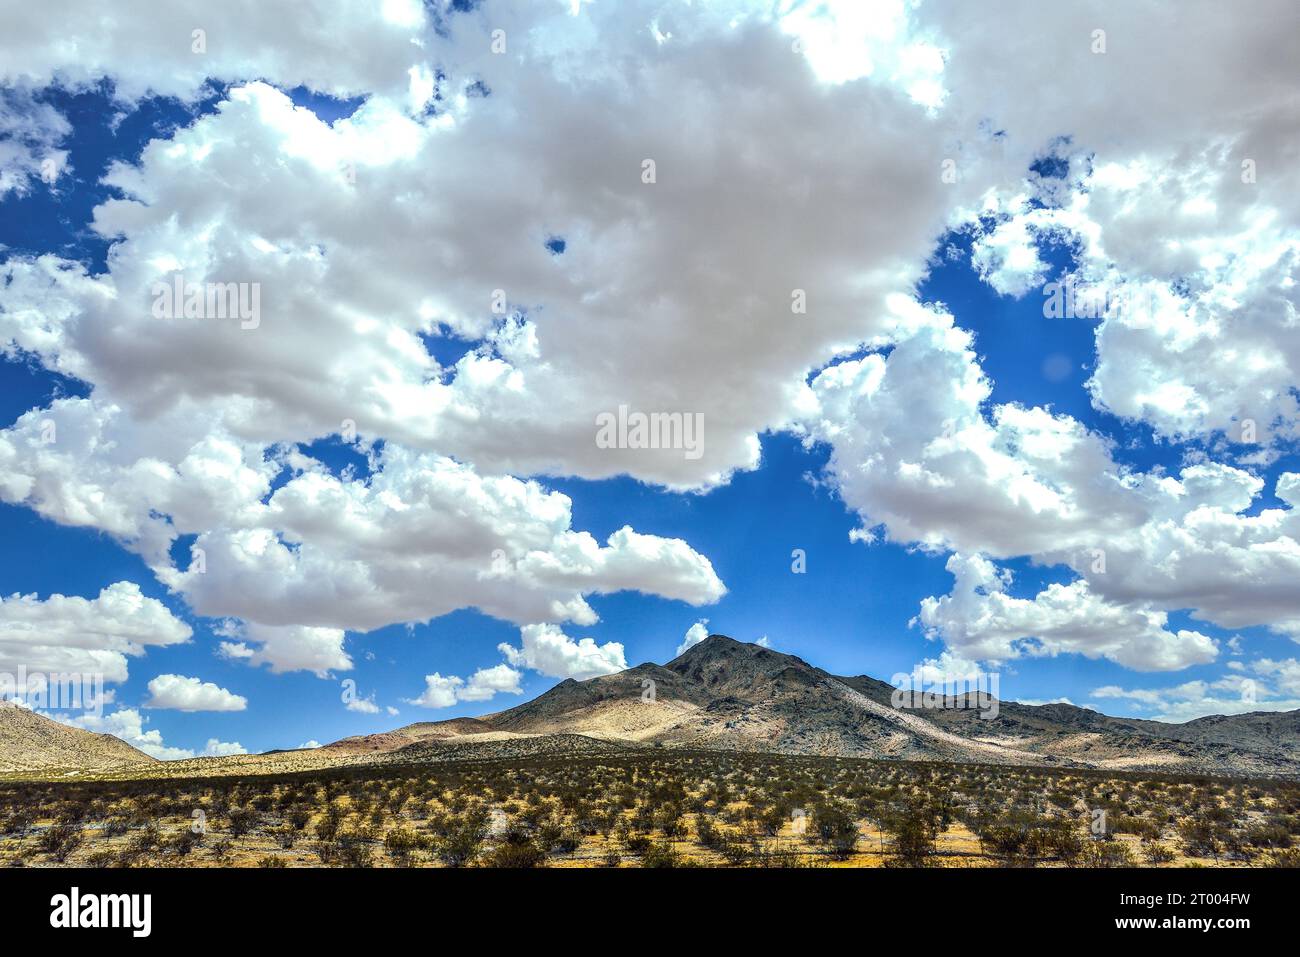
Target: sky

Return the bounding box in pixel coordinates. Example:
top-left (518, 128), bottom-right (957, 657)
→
top-left (1, 0), bottom-right (1299, 758)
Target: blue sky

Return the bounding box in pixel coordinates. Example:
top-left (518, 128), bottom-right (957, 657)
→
top-left (2, 1), bottom-right (1299, 756)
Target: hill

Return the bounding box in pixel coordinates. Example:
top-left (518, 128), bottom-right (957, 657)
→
top-left (0, 702), bottom-right (155, 773)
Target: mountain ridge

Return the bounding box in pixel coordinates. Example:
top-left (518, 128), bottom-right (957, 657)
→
top-left (378, 634), bottom-right (1300, 777)
top-left (6, 635), bottom-right (1296, 779)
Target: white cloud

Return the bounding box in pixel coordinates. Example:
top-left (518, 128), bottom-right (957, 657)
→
top-left (0, 401), bottom-right (725, 641)
top-left (499, 623), bottom-right (626, 680)
top-left (1092, 659), bottom-right (1300, 722)
top-left (0, 0), bottom-right (428, 103)
top-left (406, 663), bottom-right (524, 709)
top-left (676, 620), bottom-right (710, 656)
top-left (217, 624), bottom-right (350, 678)
top-left (0, 86), bottom-right (69, 195)
top-left (62, 707), bottom-right (244, 760)
top-left (144, 674), bottom-right (246, 712)
top-left (803, 307), bottom-right (1142, 559)
top-left (0, 1), bottom-right (967, 491)
top-left (405, 673), bottom-right (461, 710)
top-left (1015, 697), bottom-right (1077, 708)
top-left (0, 582), bottom-right (191, 685)
top-left (906, 650), bottom-right (988, 686)
top-left (962, 165), bottom-right (1300, 448)
top-left (345, 694), bottom-right (380, 714)
top-left (806, 298), bottom-right (1300, 664)
top-left (460, 663), bottom-right (524, 702)
top-left (915, 553), bottom-right (1218, 672)
top-left (200, 738), bottom-right (248, 758)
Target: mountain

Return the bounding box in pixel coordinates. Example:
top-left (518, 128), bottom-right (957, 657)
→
top-left (0, 702), bottom-right (155, 773)
top-left (345, 635), bottom-right (1300, 778)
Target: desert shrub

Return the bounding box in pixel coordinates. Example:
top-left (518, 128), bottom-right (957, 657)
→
top-left (550, 828), bottom-right (582, 855)
top-left (1144, 843), bottom-right (1176, 865)
top-left (880, 805), bottom-right (935, 865)
top-left (1111, 815), bottom-right (1162, 841)
top-left (695, 815), bottom-right (722, 848)
top-left (656, 805), bottom-right (687, 838)
top-left (535, 818), bottom-right (563, 850)
top-left (315, 816), bottom-right (340, 843)
top-left (758, 804), bottom-right (789, 837)
top-left (1263, 848), bottom-right (1300, 868)
top-left (435, 811), bottom-right (489, 868)
top-left (226, 806), bottom-right (258, 838)
top-left (640, 840), bottom-right (680, 868)
top-left (38, 823), bottom-right (83, 862)
top-left (811, 803), bottom-right (860, 859)
top-left (484, 826), bottom-right (544, 868)
top-left (1178, 817), bottom-right (1222, 859)
top-left (384, 827), bottom-right (426, 864)
top-left (1245, 822), bottom-right (1292, 850)
top-left (336, 830), bottom-right (374, 868)
top-left (1, 810), bottom-right (34, 835)
top-left (1084, 839), bottom-right (1135, 868)
top-left (718, 836), bottom-right (751, 865)
top-left (169, 829), bottom-right (203, 857)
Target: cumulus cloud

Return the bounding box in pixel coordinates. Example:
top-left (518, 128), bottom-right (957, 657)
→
top-left (1092, 658), bottom-right (1300, 722)
top-left (499, 623), bottom-right (626, 680)
top-left (144, 674), bottom-right (246, 712)
top-left (0, 582), bottom-right (191, 684)
top-left (0, 0), bottom-right (429, 103)
top-left (216, 624), bottom-right (350, 678)
top-left (906, 650), bottom-right (988, 687)
top-left (0, 400), bottom-right (725, 642)
top-left (199, 738), bottom-right (248, 758)
top-left (915, 554), bottom-right (1218, 671)
top-left (803, 305), bottom-right (1144, 558)
top-left (806, 298), bottom-right (1300, 665)
top-left (344, 695), bottom-right (380, 714)
top-left (405, 663), bottom-right (524, 709)
top-left (676, 620), bottom-right (711, 656)
top-left (62, 707), bottom-right (244, 760)
top-left (963, 162), bottom-right (1300, 447)
top-left (0, 86), bottom-right (69, 195)
top-left (0, 1), bottom-right (968, 490)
